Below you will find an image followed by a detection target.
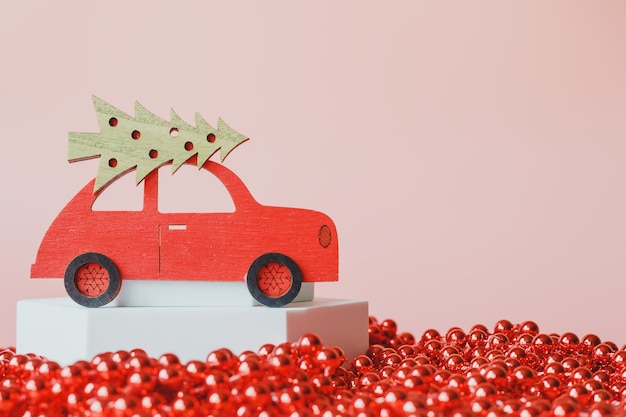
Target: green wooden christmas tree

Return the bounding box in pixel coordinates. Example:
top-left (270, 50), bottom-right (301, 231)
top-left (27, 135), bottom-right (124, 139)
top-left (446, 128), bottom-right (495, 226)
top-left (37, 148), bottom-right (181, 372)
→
top-left (68, 96), bottom-right (248, 193)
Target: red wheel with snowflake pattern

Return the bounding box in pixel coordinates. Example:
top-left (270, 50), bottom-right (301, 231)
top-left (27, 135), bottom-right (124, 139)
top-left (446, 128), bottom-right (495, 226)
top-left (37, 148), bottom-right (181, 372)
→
top-left (246, 253), bottom-right (302, 307)
top-left (64, 252), bottom-right (121, 307)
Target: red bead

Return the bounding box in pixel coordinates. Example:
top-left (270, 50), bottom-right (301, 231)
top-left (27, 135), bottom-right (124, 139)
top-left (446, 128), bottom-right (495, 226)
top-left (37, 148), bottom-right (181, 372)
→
top-left (352, 355), bottom-right (374, 374)
top-left (172, 393), bottom-right (200, 415)
top-left (469, 397), bottom-right (493, 414)
top-left (590, 388), bottom-right (612, 404)
top-left (550, 395), bottom-right (578, 417)
top-left (432, 369), bottom-right (451, 386)
top-left (267, 353), bottom-right (294, 375)
top-left (561, 357), bottom-right (579, 375)
top-left (518, 404), bottom-right (542, 417)
top-left (423, 340), bottom-right (442, 358)
top-left (487, 333), bottom-right (509, 350)
top-left (158, 365), bottom-right (183, 388)
top-left (126, 355), bottom-right (154, 370)
top-left (612, 350), bottom-right (626, 369)
top-left (358, 372), bottom-right (380, 388)
top-left (396, 344), bottom-right (415, 359)
top-left (37, 361), bottom-right (61, 378)
top-left (484, 365), bottom-right (507, 390)
top-left (511, 365), bottom-right (536, 390)
top-left (494, 319), bottom-right (513, 335)
top-left (588, 401), bottom-right (614, 417)
top-left (445, 327), bottom-right (467, 346)
top-left (474, 382), bottom-right (497, 399)
top-left (23, 376), bottom-right (47, 401)
top-left (127, 369), bottom-right (157, 395)
top-left (315, 347), bottom-right (343, 370)
top-left (559, 332), bottom-right (580, 352)
top-left (403, 375), bottom-right (427, 391)
top-left (272, 343), bottom-right (298, 360)
top-left (519, 321), bottom-right (539, 335)
top-left (206, 388), bottom-right (230, 408)
top-left (571, 367), bottom-right (593, 384)
top-left (531, 334), bottom-right (553, 351)
top-left (206, 348), bottom-right (237, 370)
top-left (377, 365), bottom-right (395, 380)
top-left (502, 399), bottom-right (523, 414)
top-left (470, 324), bottom-right (489, 334)
top-left (469, 356), bottom-right (488, 370)
top-left (112, 395), bottom-right (139, 414)
top-left (397, 332), bottom-right (416, 345)
top-left (185, 360), bottom-right (207, 383)
top-left (91, 352), bottom-right (112, 366)
top-left (244, 381), bottom-right (272, 406)
top-left (257, 344), bottom-right (275, 358)
top-left (436, 387), bottom-right (461, 411)
top-left (567, 383), bottom-right (591, 407)
top-left (467, 329), bottom-right (487, 348)
top-left (544, 362), bottom-right (565, 379)
top-left (380, 319), bottom-right (398, 338)
top-left (466, 373), bottom-right (487, 394)
top-left (593, 343), bottom-right (615, 366)
top-left (444, 354), bottom-right (465, 372)
top-left (537, 375), bottom-right (561, 400)
top-left (581, 334), bottom-right (602, 351)
top-left (130, 348), bottom-right (148, 358)
top-left (368, 324), bottom-right (384, 345)
top-left (420, 329), bottom-right (441, 343)
top-left (380, 385), bottom-right (406, 405)
top-left (238, 356), bottom-right (263, 377)
top-left (380, 353), bottom-right (401, 368)
top-left (296, 333), bottom-right (323, 357)
top-left (365, 344), bottom-right (384, 361)
top-left (111, 350), bottom-right (131, 364)
top-left (504, 357), bottom-right (521, 370)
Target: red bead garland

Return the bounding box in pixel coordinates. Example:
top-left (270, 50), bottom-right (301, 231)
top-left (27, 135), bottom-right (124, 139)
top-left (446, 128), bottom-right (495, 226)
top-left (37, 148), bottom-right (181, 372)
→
top-left (1, 319), bottom-right (626, 416)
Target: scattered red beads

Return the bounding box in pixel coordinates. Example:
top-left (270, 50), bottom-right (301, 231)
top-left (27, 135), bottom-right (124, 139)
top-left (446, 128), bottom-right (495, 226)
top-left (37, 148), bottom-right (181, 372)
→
top-left (1, 319), bottom-right (626, 415)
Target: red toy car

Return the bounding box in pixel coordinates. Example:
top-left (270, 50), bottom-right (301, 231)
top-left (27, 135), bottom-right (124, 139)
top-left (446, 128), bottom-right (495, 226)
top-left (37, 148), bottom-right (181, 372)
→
top-left (31, 160), bottom-right (338, 307)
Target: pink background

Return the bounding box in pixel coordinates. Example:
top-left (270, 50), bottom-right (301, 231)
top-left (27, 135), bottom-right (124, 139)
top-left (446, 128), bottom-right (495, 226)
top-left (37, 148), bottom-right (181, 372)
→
top-left (1, 2), bottom-right (626, 347)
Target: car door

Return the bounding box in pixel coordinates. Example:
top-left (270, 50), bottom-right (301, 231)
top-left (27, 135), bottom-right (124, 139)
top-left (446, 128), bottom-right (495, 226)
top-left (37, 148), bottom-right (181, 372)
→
top-left (156, 165), bottom-right (240, 281)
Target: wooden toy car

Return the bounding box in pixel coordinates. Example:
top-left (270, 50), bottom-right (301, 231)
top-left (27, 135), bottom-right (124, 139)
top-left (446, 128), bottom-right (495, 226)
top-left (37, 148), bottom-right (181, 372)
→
top-left (31, 159), bottom-right (338, 307)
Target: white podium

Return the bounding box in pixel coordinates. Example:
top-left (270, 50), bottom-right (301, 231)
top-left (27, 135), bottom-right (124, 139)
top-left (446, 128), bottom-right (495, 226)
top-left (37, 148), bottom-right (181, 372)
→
top-left (17, 297), bottom-right (368, 366)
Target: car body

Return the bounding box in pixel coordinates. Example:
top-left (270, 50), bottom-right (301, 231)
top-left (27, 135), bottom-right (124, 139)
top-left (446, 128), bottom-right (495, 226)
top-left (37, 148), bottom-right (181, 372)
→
top-left (31, 160), bottom-right (338, 307)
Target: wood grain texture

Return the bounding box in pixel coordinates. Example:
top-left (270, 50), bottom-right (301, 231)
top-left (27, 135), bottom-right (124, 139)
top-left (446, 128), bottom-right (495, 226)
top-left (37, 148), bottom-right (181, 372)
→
top-left (68, 96), bottom-right (249, 193)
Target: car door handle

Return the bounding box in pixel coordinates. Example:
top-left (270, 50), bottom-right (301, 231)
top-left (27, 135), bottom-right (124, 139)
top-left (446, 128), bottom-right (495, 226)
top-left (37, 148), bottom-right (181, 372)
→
top-left (168, 224), bottom-right (187, 231)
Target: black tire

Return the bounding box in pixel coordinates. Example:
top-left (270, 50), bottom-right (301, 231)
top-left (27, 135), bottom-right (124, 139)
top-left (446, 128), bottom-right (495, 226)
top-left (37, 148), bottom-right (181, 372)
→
top-left (64, 252), bottom-right (121, 307)
top-left (246, 253), bottom-right (302, 307)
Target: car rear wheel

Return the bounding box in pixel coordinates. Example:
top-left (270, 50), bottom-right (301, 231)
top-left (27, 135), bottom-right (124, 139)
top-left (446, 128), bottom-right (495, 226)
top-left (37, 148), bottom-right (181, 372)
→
top-left (246, 253), bottom-right (302, 307)
top-left (64, 252), bottom-right (121, 307)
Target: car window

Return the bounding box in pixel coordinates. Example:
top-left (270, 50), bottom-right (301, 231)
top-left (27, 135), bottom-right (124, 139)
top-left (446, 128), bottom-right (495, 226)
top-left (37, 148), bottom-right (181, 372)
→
top-left (157, 165), bottom-right (235, 213)
top-left (92, 173), bottom-right (144, 211)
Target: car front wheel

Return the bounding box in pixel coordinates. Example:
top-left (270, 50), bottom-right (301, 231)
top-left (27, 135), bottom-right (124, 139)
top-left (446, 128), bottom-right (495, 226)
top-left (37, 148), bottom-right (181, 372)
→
top-left (246, 253), bottom-right (302, 307)
top-left (64, 252), bottom-right (121, 307)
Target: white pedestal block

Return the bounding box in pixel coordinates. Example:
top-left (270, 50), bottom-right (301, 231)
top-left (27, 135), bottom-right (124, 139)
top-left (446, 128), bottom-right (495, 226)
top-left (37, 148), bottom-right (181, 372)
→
top-left (17, 298), bottom-right (368, 366)
top-left (111, 280), bottom-right (315, 307)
